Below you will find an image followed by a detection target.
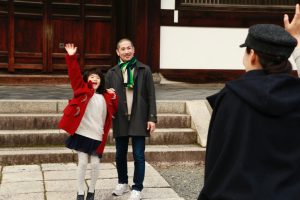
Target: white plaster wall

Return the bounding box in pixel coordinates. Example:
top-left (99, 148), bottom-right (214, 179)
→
top-left (160, 26), bottom-right (297, 70)
top-left (160, 26), bottom-right (248, 69)
top-left (159, 1), bottom-right (297, 70)
top-left (161, 0), bottom-right (175, 10)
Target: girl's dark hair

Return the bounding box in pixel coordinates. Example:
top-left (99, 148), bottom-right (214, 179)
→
top-left (82, 67), bottom-right (106, 94)
top-left (246, 47), bottom-right (292, 74)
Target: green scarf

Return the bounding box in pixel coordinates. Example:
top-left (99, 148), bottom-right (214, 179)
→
top-left (118, 57), bottom-right (137, 88)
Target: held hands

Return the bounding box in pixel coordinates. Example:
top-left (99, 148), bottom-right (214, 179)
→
top-left (147, 121), bottom-right (156, 134)
top-left (106, 88), bottom-right (116, 99)
top-left (106, 88), bottom-right (115, 93)
top-left (65, 43), bottom-right (77, 56)
top-left (284, 4), bottom-right (300, 47)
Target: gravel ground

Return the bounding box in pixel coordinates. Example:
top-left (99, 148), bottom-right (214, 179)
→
top-left (151, 162), bottom-right (205, 200)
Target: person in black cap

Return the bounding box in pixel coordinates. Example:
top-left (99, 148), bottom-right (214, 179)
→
top-left (198, 12), bottom-right (300, 200)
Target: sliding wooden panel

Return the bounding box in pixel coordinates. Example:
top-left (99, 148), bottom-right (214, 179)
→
top-left (0, 0), bottom-right (8, 69)
top-left (49, 0), bottom-right (82, 71)
top-left (13, 0), bottom-right (44, 71)
top-left (84, 0), bottom-right (113, 71)
top-left (49, 0), bottom-right (114, 72)
top-left (170, 1), bottom-right (297, 28)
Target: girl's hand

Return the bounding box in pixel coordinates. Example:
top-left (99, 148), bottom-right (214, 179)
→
top-left (65, 43), bottom-right (77, 55)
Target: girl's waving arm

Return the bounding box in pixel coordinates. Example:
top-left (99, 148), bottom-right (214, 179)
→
top-left (65, 43), bottom-right (85, 91)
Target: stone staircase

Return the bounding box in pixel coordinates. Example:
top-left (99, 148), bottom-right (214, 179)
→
top-left (0, 100), bottom-right (205, 165)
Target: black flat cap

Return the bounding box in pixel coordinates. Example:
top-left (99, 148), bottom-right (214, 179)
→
top-left (240, 24), bottom-right (297, 58)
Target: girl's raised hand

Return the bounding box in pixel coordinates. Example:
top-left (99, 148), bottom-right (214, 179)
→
top-left (65, 43), bottom-right (77, 56)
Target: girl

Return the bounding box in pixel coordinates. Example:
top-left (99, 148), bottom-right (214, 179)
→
top-left (58, 43), bottom-right (118, 200)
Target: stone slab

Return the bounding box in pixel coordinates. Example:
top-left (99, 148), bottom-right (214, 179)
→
top-left (0, 181), bottom-right (44, 195)
top-left (186, 100), bottom-right (211, 147)
top-left (0, 100), bottom-right (188, 114)
top-left (0, 114), bottom-right (191, 130)
top-left (142, 188), bottom-right (182, 199)
top-left (44, 170), bottom-right (77, 180)
top-left (46, 189), bottom-right (184, 200)
top-left (45, 180), bottom-right (87, 192)
top-left (2, 164), bottom-right (40, 173)
top-left (143, 176), bottom-right (170, 187)
top-left (0, 100), bottom-right (58, 114)
top-left (156, 101), bottom-right (186, 114)
top-left (0, 128), bottom-right (196, 147)
top-left (41, 163), bottom-right (77, 171)
top-left (2, 171), bottom-right (43, 183)
top-left (0, 145), bottom-right (204, 165)
top-left (0, 193), bottom-right (45, 200)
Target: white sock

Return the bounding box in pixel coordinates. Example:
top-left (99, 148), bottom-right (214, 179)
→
top-left (77, 151), bottom-right (88, 195)
top-left (89, 155), bottom-right (100, 193)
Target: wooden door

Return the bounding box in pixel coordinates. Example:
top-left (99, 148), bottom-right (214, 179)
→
top-left (0, 0), bottom-right (160, 74)
top-left (0, 0), bottom-right (115, 73)
top-left (49, 0), bottom-right (115, 72)
top-left (1, 0), bottom-right (45, 72)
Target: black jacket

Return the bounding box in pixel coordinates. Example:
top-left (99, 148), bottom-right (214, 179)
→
top-left (105, 60), bottom-right (157, 137)
top-left (199, 70), bottom-right (300, 200)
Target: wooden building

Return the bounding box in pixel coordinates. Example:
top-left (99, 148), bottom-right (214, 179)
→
top-left (0, 0), bottom-right (298, 84)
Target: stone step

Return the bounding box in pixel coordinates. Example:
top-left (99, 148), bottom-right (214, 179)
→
top-left (0, 145), bottom-right (205, 165)
top-left (0, 128), bottom-right (197, 147)
top-left (0, 100), bottom-right (186, 114)
top-left (0, 113), bottom-right (191, 130)
top-left (0, 74), bottom-right (70, 85)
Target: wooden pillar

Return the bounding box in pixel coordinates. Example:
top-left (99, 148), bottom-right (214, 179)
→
top-left (43, 0), bottom-right (48, 72)
top-left (8, 0), bottom-right (14, 72)
top-left (47, 1), bottom-right (52, 72)
top-left (135, 0), bottom-right (160, 72)
top-left (115, 0), bottom-right (161, 72)
top-left (79, 0), bottom-right (85, 70)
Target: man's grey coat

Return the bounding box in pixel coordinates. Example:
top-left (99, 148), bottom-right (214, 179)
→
top-left (105, 61), bottom-right (157, 137)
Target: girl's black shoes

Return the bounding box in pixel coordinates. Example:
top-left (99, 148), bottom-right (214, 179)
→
top-left (77, 194), bottom-right (84, 200)
top-left (86, 191), bottom-right (95, 200)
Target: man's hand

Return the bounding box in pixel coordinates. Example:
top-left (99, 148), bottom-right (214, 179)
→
top-left (147, 121), bottom-right (156, 134)
top-left (106, 88), bottom-right (115, 93)
top-left (284, 4), bottom-right (300, 47)
top-left (65, 43), bottom-right (77, 55)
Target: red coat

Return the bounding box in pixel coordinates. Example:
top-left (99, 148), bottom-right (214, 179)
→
top-left (58, 54), bottom-right (118, 154)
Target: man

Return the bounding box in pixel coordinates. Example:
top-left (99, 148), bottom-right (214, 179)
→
top-left (198, 22), bottom-right (300, 199)
top-left (106, 38), bottom-right (157, 200)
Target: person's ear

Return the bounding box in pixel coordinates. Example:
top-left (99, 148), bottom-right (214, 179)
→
top-left (250, 49), bottom-right (263, 69)
top-left (250, 49), bottom-right (258, 65)
top-left (116, 49), bottom-right (120, 56)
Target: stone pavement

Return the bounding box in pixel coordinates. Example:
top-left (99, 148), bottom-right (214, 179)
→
top-left (0, 162), bottom-right (184, 200)
top-left (0, 82), bottom-right (221, 200)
